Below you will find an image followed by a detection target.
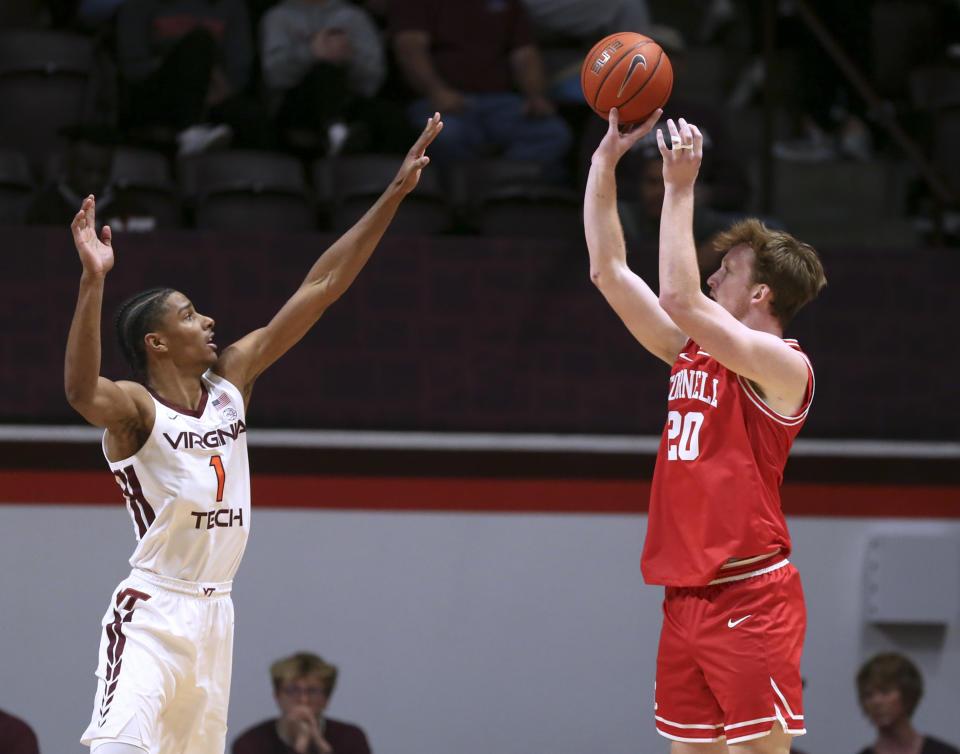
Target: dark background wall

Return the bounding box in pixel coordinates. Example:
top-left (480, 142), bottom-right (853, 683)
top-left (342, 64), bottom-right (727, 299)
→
top-left (2, 227), bottom-right (951, 439)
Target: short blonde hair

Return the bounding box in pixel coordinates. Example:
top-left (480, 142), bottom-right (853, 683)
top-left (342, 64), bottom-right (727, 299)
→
top-left (270, 652), bottom-right (338, 697)
top-left (712, 218), bottom-right (827, 327)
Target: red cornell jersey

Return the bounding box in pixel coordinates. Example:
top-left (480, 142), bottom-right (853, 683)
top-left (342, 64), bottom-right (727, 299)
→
top-left (641, 338), bottom-right (814, 586)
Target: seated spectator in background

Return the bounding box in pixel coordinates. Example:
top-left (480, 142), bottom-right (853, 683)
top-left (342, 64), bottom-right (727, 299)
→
top-left (519, 0), bottom-right (653, 104)
top-left (856, 652), bottom-right (960, 754)
top-left (0, 708), bottom-right (39, 754)
top-left (615, 138), bottom-right (759, 285)
top-left (0, 0), bottom-right (51, 26)
top-left (116, 0), bottom-right (272, 154)
top-left (390, 0), bottom-right (572, 181)
top-left (233, 651), bottom-right (372, 754)
top-left (260, 0), bottom-right (414, 156)
top-left (26, 124), bottom-right (158, 231)
top-left (578, 28), bottom-right (751, 214)
top-left (521, 0), bottom-right (650, 41)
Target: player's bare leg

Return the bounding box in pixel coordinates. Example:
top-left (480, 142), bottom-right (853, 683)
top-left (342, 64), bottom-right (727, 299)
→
top-left (726, 722), bottom-right (794, 754)
top-left (669, 722), bottom-right (793, 754)
top-left (671, 740), bottom-right (727, 754)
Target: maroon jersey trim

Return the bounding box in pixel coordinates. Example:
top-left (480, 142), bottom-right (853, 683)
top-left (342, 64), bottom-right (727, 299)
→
top-left (147, 384), bottom-right (209, 419)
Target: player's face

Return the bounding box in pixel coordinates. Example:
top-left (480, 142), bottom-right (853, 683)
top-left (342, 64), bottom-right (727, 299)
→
top-left (705, 244), bottom-right (757, 321)
top-left (275, 675), bottom-right (329, 718)
top-left (860, 684), bottom-right (908, 729)
top-left (152, 291), bottom-right (217, 370)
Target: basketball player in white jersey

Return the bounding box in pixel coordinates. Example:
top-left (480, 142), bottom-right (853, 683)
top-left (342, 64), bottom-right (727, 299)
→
top-left (65, 114), bottom-right (443, 754)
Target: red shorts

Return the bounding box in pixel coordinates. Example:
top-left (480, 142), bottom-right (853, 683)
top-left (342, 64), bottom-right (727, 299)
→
top-left (654, 560), bottom-right (806, 745)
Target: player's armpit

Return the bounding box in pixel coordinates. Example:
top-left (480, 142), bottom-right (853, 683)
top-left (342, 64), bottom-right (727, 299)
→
top-left (665, 297), bottom-right (809, 415)
top-left (67, 377), bottom-right (145, 429)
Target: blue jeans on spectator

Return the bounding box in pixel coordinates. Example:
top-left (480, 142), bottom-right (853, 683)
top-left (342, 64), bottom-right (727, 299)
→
top-left (407, 92), bottom-right (572, 174)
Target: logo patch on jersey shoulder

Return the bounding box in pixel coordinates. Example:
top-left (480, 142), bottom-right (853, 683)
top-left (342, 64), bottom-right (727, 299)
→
top-left (211, 390), bottom-right (238, 421)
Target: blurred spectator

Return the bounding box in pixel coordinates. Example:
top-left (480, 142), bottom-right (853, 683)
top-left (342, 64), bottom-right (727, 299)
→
top-left (233, 651), bottom-right (371, 754)
top-left (390, 0), bottom-right (573, 181)
top-left (856, 652), bottom-right (960, 754)
top-left (521, 0), bottom-right (654, 105)
top-left (520, 0), bottom-right (651, 42)
top-left (26, 124), bottom-right (158, 231)
top-left (578, 28), bottom-right (752, 213)
top-left (115, 0), bottom-right (272, 154)
top-left (0, 708), bottom-right (39, 754)
top-left (615, 137), bottom-right (743, 282)
top-left (260, 0), bottom-right (414, 156)
top-left (0, 0), bottom-right (52, 27)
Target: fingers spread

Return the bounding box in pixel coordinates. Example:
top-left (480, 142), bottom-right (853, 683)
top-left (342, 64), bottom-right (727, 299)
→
top-left (667, 118), bottom-right (680, 145)
top-left (655, 127), bottom-right (668, 157)
top-left (691, 124), bottom-right (703, 154)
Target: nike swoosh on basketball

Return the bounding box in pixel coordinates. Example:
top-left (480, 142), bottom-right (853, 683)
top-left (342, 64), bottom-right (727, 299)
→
top-left (617, 53), bottom-right (647, 97)
top-left (728, 615), bottom-right (752, 628)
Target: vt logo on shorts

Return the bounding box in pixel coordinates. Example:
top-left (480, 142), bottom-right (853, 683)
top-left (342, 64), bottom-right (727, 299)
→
top-left (727, 614), bottom-right (752, 628)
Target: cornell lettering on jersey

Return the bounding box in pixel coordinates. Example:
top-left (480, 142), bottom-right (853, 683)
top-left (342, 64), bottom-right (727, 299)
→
top-left (163, 420), bottom-right (247, 450)
top-left (191, 508), bottom-right (244, 529)
top-left (668, 369), bottom-right (719, 407)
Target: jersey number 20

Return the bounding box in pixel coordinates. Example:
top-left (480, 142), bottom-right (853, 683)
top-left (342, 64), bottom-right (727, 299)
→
top-left (667, 411), bottom-right (703, 461)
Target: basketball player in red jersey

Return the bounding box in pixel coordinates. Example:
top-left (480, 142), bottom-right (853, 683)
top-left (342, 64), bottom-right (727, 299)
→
top-left (65, 115), bottom-right (442, 754)
top-left (584, 106), bottom-right (826, 754)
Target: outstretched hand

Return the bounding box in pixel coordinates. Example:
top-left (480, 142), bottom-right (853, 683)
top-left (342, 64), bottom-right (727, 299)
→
top-left (393, 112), bottom-right (443, 194)
top-left (71, 195), bottom-right (114, 277)
top-left (656, 117), bottom-right (703, 189)
top-left (592, 107), bottom-right (662, 166)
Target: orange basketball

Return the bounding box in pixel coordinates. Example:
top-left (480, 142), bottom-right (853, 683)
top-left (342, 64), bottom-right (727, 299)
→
top-left (580, 32), bottom-right (673, 125)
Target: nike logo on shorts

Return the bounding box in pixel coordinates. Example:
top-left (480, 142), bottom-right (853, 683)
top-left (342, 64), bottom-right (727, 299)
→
top-left (727, 614), bottom-right (752, 628)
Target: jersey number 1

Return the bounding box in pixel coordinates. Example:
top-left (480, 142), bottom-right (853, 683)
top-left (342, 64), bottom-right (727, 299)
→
top-left (209, 455), bottom-right (225, 502)
top-left (667, 410), bottom-right (704, 461)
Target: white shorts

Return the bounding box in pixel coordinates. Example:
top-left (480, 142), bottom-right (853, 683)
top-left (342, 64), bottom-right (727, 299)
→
top-left (81, 568), bottom-right (235, 754)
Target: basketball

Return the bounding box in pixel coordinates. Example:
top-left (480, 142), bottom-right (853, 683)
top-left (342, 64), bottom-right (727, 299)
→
top-left (580, 32), bottom-right (673, 125)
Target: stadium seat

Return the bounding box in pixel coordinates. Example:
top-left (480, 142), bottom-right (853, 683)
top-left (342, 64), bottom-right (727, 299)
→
top-left (179, 150), bottom-right (315, 231)
top-left (0, 30), bottom-right (94, 165)
top-left (457, 159), bottom-right (582, 238)
top-left (0, 148), bottom-right (36, 225)
top-left (314, 154), bottom-right (453, 234)
top-left (110, 147), bottom-right (182, 229)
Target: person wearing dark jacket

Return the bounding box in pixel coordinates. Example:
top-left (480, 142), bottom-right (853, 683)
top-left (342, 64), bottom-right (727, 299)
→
top-left (232, 652), bottom-right (372, 754)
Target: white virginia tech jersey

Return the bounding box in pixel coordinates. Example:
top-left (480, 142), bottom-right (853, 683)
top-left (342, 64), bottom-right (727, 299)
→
top-left (103, 371), bottom-right (251, 583)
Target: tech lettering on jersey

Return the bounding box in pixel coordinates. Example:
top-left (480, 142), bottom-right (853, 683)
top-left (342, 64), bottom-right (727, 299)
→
top-left (162, 420), bottom-right (247, 450)
top-left (668, 369), bottom-right (719, 407)
top-left (191, 508), bottom-right (244, 529)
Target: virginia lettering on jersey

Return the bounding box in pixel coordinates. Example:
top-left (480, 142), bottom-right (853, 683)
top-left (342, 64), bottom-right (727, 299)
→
top-left (162, 420), bottom-right (247, 450)
top-left (668, 369), bottom-right (719, 407)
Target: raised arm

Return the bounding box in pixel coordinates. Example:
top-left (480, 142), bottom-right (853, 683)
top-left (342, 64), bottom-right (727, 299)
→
top-left (655, 118), bottom-right (810, 413)
top-left (584, 107), bottom-right (687, 366)
top-left (214, 114), bottom-right (443, 400)
top-left (65, 196), bottom-right (152, 434)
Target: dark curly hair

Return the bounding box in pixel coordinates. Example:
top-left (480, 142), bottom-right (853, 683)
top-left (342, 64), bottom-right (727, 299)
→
top-left (113, 287), bottom-right (175, 377)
